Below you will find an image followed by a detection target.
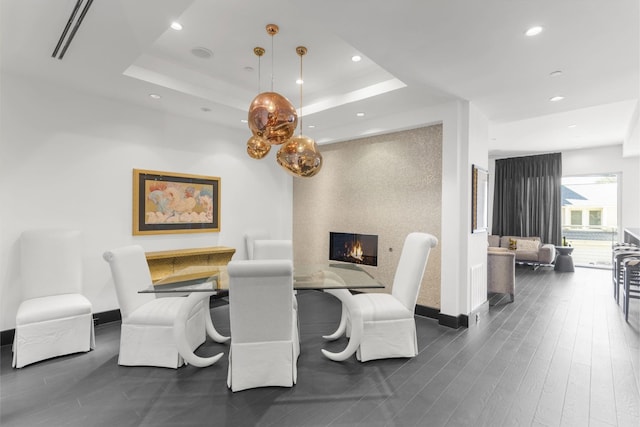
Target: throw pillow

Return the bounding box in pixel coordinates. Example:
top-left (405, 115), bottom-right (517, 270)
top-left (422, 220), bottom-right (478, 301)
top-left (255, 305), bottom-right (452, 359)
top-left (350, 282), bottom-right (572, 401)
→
top-left (517, 239), bottom-right (540, 251)
top-left (509, 238), bottom-right (517, 250)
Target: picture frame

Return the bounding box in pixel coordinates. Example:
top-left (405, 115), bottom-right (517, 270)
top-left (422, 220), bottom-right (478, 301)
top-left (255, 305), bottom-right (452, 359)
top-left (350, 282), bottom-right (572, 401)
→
top-left (133, 169), bottom-right (220, 235)
top-left (471, 164), bottom-right (488, 233)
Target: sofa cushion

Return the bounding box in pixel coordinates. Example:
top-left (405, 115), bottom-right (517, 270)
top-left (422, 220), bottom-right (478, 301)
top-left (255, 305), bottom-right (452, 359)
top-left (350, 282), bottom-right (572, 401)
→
top-left (488, 235), bottom-right (500, 248)
top-left (515, 250), bottom-right (539, 262)
top-left (517, 239), bottom-right (540, 251)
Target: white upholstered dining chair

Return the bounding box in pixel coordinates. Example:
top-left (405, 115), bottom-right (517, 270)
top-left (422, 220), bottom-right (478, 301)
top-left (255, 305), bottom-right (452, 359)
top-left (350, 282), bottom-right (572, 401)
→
top-left (13, 229), bottom-right (95, 368)
top-left (252, 239), bottom-right (293, 261)
top-left (102, 245), bottom-right (213, 368)
top-left (244, 230), bottom-right (270, 260)
top-left (226, 259), bottom-right (299, 392)
top-left (322, 232), bottom-right (438, 362)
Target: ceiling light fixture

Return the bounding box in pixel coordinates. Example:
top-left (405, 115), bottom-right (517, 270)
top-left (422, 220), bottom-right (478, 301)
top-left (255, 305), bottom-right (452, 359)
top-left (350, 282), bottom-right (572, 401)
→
top-left (525, 26), bottom-right (543, 36)
top-left (149, 93), bottom-right (161, 99)
top-left (550, 96), bottom-right (564, 102)
top-left (170, 22), bottom-right (182, 31)
top-left (351, 55), bottom-right (362, 62)
top-left (276, 46), bottom-right (323, 177)
top-left (247, 25), bottom-right (297, 147)
top-left (245, 25), bottom-right (322, 177)
top-left (549, 70), bottom-right (563, 77)
top-left (246, 46), bottom-right (272, 160)
top-left (356, 112), bottom-right (365, 117)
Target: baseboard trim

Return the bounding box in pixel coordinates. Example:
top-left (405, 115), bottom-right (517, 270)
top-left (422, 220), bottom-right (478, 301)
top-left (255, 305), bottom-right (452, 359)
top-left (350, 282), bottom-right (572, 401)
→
top-left (1, 329), bottom-right (14, 347)
top-left (1, 297), bottom-right (230, 348)
top-left (438, 313), bottom-right (465, 329)
top-left (415, 304), bottom-right (440, 320)
top-left (92, 309), bottom-right (121, 325)
top-left (415, 304), bottom-right (470, 329)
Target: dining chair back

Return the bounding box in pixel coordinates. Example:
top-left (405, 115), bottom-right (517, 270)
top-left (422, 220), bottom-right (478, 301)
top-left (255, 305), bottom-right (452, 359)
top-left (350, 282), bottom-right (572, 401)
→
top-left (226, 259), bottom-right (298, 392)
top-left (252, 239), bottom-right (293, 261)
top-left (13, 229), bottom-right (94, 368)
top-left (244, 230), bottom-right (270, 260)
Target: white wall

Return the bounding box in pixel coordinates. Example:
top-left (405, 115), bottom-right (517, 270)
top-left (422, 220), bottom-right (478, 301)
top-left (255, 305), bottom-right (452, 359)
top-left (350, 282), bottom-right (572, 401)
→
top-left (466, 103), bottom-right (490, 313)
top-left (0, 74), bottom-right (293, 331)
top-left (440, 100), bottom-right (489, 318)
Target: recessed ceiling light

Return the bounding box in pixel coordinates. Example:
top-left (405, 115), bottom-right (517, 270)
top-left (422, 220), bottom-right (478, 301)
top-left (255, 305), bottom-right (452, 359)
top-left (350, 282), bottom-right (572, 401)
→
top-left (240, 119), bottom-right (248, 123)
top-left (296, 78), bottom-right (304, 85)
top-left (550, 96), bottom-right (564, 102)
top-left (244, 66), bottom-right (254, 72)
top-left (191, 47), bottom-right (213, 59)
top-left (308, 125), bottom-right (315, 129)
top-left (351, 55), bottom-right (362, 62)
top-left (549, 70), bottom-right (563, 77)
top-left (356, 112), bottom-right (365, 117)
top-left (201, 107), bottom-right (211, 112)
top-left (149, 93), bottom-right (161, 99)
top-left (568, 124), bottom-right (577, 128)
top-left (170, 22), bottom-right (182, 31)
top-left (525, 26), bottom-right (543, 36)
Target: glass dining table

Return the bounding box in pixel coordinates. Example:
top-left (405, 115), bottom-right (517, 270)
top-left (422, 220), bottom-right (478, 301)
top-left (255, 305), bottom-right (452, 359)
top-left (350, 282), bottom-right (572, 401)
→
top-left (139, 263), bottom-right (384, 367)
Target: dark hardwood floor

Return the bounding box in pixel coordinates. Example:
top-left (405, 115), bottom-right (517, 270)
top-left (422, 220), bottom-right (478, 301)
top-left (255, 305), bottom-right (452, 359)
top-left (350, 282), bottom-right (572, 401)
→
top-left (1, 267), bottom-right (638, 426)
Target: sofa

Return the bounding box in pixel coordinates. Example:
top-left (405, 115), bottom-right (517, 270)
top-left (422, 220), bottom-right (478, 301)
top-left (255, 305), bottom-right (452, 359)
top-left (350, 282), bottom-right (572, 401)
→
top-left (488, 235), bottom-right (556, 268)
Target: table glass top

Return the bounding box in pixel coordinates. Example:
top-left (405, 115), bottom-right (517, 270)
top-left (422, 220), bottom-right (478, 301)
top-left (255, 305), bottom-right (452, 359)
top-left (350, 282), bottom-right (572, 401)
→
top-left (139, 262), bottom-right (384, 294)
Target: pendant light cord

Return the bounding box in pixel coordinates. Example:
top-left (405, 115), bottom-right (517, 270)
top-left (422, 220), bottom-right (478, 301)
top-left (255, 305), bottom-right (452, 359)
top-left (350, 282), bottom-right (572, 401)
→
top-left (299, 51), bottom-right (303, 135)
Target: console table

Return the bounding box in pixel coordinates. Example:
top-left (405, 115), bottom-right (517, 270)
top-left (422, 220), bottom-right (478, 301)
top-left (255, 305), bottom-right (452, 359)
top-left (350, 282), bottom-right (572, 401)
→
top-left (145, 246), bottom-right (235, 288)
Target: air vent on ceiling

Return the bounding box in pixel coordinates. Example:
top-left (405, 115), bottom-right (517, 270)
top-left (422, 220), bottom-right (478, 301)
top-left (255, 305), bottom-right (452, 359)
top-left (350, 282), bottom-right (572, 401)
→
top-left (191, 47), bottom-right (213, 59)
top-left (52, 0), bottom-right (95, 60)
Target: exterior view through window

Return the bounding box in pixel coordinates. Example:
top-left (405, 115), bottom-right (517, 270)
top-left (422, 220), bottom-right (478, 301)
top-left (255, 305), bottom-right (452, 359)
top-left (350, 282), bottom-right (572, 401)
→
top-left (561, 175), bottom-right (618, 268)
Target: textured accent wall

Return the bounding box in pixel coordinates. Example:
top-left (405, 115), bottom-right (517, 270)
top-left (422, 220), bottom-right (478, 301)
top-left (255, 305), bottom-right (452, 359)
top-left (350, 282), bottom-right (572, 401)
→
top-left (293, 125), bottom-right (443, 308)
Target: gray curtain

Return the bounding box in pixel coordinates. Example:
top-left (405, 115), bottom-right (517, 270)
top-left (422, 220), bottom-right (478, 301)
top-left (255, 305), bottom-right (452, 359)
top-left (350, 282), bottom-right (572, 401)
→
top-left (492, 153), bottom-right (562, 245)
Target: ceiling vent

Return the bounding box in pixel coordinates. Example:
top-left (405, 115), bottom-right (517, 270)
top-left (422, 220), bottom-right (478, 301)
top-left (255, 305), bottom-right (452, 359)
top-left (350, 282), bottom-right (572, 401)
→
top-left (52, 0), bottom-right (95, 60)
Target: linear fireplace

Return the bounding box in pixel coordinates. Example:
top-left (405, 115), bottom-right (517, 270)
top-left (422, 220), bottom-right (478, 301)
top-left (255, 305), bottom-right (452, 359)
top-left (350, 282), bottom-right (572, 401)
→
top-left (329, 232), bottom-right (378, 267)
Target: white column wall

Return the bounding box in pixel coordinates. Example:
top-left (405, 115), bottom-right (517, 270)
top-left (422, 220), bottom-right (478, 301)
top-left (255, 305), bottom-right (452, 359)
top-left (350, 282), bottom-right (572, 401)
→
top-left (0, 74), bottom-right (293, 331)
top-left (440, 100), bottom-right (489, 318)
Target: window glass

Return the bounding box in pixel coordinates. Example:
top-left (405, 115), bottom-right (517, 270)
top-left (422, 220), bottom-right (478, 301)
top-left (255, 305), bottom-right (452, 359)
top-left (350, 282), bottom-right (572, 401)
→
top-left (571, 210), bottom-right (582, 225)
top-left (589, 210), bottom-right (602, 225)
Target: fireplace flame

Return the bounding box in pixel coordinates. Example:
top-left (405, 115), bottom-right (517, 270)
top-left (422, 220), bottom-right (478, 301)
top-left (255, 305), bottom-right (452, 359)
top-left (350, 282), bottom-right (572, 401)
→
top-left (348, 241), bottom-right (364, 261)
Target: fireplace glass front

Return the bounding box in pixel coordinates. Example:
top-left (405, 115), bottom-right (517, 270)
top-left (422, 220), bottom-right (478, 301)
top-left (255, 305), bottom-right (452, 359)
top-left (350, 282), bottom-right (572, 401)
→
top-left (329, 232), bottom-right (378, 267)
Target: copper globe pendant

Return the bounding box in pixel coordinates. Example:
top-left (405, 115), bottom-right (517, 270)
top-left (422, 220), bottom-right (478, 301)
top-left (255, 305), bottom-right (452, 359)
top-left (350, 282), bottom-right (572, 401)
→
top-left (277, 45), bottom-right (322, 177)
top-left (277, 135), bottom-right (323, 177)
top-left (246, 24), bottom-right (297, 146)
top-left (246, 135), bottom-right (271, 159)
top-left (248, 92), bottom-right (297, 145)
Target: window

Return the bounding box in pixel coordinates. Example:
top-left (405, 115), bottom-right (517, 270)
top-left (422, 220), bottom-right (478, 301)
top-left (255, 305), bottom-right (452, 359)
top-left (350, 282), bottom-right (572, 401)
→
top-left (561, 174), bottom-right (618, 267)
top-left (571, 210), bottom-right (582, 225)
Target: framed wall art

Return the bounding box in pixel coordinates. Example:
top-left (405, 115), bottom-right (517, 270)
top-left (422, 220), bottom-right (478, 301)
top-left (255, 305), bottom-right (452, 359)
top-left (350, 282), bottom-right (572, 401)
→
top-left (471, 164), bottom-right (488, 233)
top-left (133, 169), bottom-right (220, 235)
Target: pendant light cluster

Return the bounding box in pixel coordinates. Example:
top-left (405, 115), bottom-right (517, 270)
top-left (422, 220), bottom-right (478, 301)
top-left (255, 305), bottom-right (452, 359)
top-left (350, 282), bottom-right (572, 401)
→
top-left (246, 24), bottom-right (322, 178)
